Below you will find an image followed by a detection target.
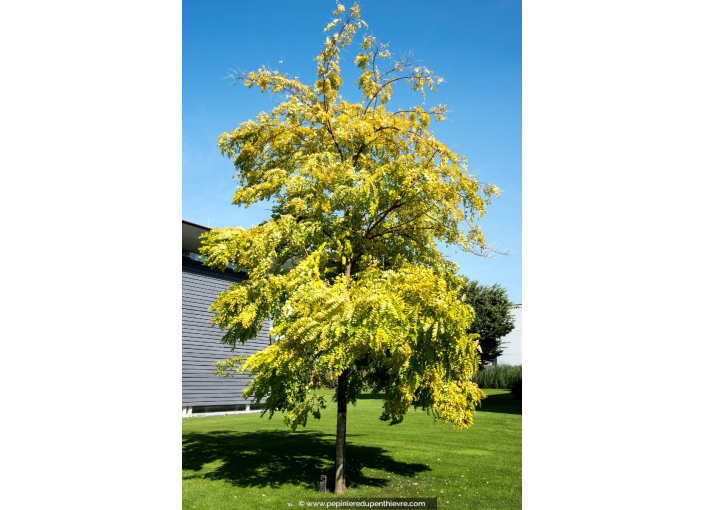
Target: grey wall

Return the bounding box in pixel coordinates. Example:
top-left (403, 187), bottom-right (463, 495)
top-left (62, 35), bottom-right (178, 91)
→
top-left (494, 305), bottom-right (522, 366)
top-left (182, 256), bottom-right (271, 407)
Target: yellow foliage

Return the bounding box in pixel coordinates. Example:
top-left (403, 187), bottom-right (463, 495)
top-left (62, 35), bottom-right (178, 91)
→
top-left (202, 2), bottom-right (501, 432)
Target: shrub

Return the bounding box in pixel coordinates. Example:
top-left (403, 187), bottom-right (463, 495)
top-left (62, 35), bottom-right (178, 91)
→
top-left (473, 364), bottom-right (522, 389)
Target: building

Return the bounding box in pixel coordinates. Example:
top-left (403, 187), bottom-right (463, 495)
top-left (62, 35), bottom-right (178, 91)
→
top-left (182, 220), bottom-right (271, 417)
top-left (493, 304), bottom-right (522, 366)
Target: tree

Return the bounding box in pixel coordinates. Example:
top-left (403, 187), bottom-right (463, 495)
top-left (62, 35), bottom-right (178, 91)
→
top-left (200, 3), bottom-right (501, 493)
top-left (455, 278), bottom-right (516, 367)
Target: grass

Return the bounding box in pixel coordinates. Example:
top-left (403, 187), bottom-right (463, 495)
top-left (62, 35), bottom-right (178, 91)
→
top-left (183, 389), bottom-right (521, 509)
top-left (472, 365), bottom-right (522, 389)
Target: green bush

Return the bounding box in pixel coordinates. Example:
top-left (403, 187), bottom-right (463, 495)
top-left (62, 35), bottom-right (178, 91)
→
top-left (473, 364), bottom-right (522, 389)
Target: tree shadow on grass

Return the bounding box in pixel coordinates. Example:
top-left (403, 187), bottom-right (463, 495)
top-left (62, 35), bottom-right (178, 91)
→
top-left (356, 393), bottom-right (385, 400)
top-left (182, 430), bottom-right (430, 491)
top-left (478, 392), bottom-right (522, 415)
top-left (353, 391), bottom-right (521, 415)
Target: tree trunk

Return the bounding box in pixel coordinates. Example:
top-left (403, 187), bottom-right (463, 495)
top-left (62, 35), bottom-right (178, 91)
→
top-left (334, 257), bottom-right (353, 493)
top-left (334, 367), bottom-right (349, 493)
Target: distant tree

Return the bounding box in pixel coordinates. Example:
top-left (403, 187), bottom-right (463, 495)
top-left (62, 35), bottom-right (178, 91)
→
top-left (200, 2), bottom-right (501, 493)
top-left (456, 278), bottom-right (516, 367)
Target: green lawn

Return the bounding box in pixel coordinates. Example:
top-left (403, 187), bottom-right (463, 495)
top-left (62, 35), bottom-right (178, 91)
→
top-left (183, 389), bottom-right (521, 509)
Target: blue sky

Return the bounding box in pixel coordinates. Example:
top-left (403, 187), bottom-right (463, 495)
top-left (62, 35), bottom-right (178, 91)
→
top-left (183, 0), bottom-right (522, 303)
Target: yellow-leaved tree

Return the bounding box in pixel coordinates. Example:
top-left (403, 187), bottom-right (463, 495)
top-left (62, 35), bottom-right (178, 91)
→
top-left (200, 3), bottom-right (500, 493)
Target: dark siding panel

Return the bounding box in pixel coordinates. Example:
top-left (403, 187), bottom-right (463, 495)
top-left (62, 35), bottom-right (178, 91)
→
top-left (182, 272), bottom-right (236, 282)
top-left (182, 257), bottom-right (269, 406)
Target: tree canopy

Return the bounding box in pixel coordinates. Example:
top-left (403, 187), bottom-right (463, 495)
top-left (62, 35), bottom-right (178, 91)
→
top-left (455, 278), bottom-right (516, 367)
top-left (199, 2), bottom-right (501, 492)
